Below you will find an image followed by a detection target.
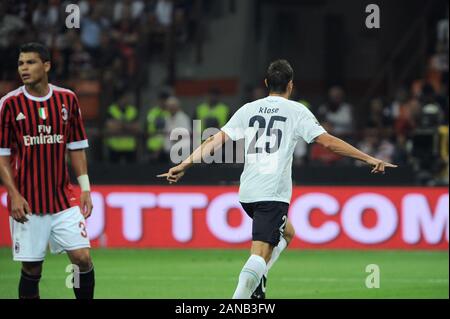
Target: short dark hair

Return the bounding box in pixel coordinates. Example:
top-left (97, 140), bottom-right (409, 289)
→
top-left (266, 59), bottom-right (294, 93)
top-left (19, 42), bottom-right (50, 62)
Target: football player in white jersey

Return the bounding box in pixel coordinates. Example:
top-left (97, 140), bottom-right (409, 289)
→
top-left (158, 60), bottom-right (397, 299)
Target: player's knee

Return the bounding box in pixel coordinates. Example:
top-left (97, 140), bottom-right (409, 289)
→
top-left (22, 262), bottom-right (43, 276)
top-left (72, 253), bottom-right (93, 272)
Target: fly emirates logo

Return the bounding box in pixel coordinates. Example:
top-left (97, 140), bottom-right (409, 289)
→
top-left (23, 125), bottom-right (64, 146)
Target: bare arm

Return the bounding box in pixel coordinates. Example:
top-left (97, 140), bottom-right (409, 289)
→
top-left (69, 150), bottom-right (93, 218)
top-left (0, 156), bottom-right (31, 223)
top-left (158, 131), bottom-right (230, 183)
top-left (0, 156), bottom-right (19, 196)
top-left (69, 149), bottom-right (88, 176)
top-left (181, 131), bottom-right (229, 170)
top-left (314, 133), bottom-right (397, 173)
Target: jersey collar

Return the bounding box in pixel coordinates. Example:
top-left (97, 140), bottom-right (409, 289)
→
top-left (266, 95), bottom-right (287, 101)
top-left (22, 85), bottom-right (53, 102)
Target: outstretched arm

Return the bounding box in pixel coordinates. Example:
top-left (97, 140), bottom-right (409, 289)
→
top-left (158, 131), bottom-right (230, 183)
top-left (69, 149), bottom-right (93, 218)
top-left (314, 133), bottom-right (397, 173)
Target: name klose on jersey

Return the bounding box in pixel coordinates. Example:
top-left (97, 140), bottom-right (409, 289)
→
top-left (259, 107), bottom-right (279, 114)
top-left (23, 125), bottom-right (64, 146)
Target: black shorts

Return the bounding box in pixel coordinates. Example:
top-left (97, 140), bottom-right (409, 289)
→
top-left (240, 201), bottom-right (289, 246)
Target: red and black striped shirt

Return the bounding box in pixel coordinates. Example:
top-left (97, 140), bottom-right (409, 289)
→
top-left (0, 84), bottom-right (88, 215)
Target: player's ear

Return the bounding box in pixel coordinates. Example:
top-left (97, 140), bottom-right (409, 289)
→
top-left (287, 80), bottom-right (294, 93)
top-left (44, 61), bottom-right (51, 73)
top-left (264, 79), bottom-right (268, 88)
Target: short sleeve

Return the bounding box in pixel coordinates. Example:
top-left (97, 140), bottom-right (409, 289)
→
top-left (294, 107), bottom-right (327, 144)
top-left (221, 106), bottom-right (246, 141)
top-left (0, 99), bottom-right (12, 155)
top-left (67, 94), bottom-right (89, 150)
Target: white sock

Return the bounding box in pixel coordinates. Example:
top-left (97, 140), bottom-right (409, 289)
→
top-left (232, 255), bottom-right (267, 299)
top-left (265, 237), bottom-right (287, 276)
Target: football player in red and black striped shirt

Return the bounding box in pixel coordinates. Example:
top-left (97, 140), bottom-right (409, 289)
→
top-left (0, 43), bottom-right (95, 299)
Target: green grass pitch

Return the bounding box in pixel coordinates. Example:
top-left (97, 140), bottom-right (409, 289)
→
top-left (0, 248), bottom-right (448, 299)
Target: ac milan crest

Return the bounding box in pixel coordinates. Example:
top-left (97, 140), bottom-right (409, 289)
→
top-left (61, 105), bottom-right (68, 122)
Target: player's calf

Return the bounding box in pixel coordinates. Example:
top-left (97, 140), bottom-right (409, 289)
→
top-left (283, 220), bottom-right (295, 245)
top-left (19, 261), bottom-right (43, 299)
top-left (250, 241), bottom-right (273, 263)
top-left (67, 248), bottom-right (95, 299)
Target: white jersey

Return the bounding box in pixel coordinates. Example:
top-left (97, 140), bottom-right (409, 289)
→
top-left (221, 96), bottom-right (326, 204)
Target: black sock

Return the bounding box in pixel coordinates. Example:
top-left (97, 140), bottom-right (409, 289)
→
top-left (73, 267), bottom-right (95, 299)
top-left (19, 270), bottom-right (41, 299)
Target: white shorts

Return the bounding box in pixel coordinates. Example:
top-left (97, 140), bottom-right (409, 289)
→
top-left (9, 206), bottom-right (91, 262)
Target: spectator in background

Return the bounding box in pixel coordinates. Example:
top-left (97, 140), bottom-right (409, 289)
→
top-left (438, 83), bottom-right (449, 125)
top-left (69, 38), bottom-right (94, 79)
top-left (366, 98), bottom-right (392, 130)
top-left (155, 0), bottom-right (174, 28)
top-left (74, 0), bottom-right (92, 18)
top-left (392, 134), bottom-right (410, 166)
top-left (146, 91), bottom-right (170, 161)
top-left (104, 93), bottom-right (141, 163)
top-left (102, 57), bottom-right (130, 103)
top-left (374, 138), bottom-right (395, 164)
top-left (356, 128), bottom-right (395, 166)
top-left (357, 128), bottom-right (379, 160)
top-left (96, 33), bottom-right (120, 70)
top-left (0, 5), bottom-right (25, 79)
top-left (195, 88), bottom-right (230, 134)
top-left (32, 1), bottom-right (59, 30)
top-left (429, 43), bottom-right (448, 90)
top-left (173, 5), bottom-right (189, 43)
top-left (309, 121), bottom-right (343, 166)
top-left (114, 0), bottom-right (145, 23)
top-left (437, 7), bottom-right (448, 49)
top-left (81, 6), bottom-right (109, 58)
top-left (317, 86), bottom-right (354, 137)
top-left (54, 29), bottom-right (78, 79)
top-left (111, 10), bottom-right (139, 77)
top-left (390, 87), bottom-right (420, 138)
top-left (163, 96), bottom-right (192, 158)
top-left (419, 84), bottom-right (444, 128)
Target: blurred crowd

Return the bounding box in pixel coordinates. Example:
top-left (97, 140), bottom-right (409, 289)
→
top-left (1, 0), bottom-right (196, 96)
top-left (1, 0), bottom-right (448, 185)
top-left (293, 82), bottom-right (448, 186)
